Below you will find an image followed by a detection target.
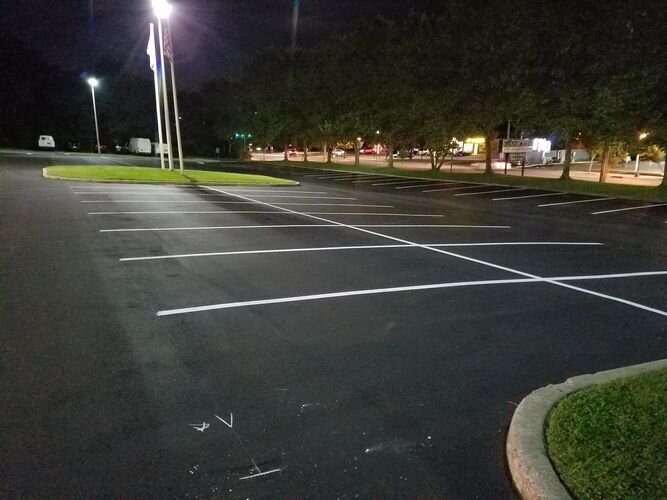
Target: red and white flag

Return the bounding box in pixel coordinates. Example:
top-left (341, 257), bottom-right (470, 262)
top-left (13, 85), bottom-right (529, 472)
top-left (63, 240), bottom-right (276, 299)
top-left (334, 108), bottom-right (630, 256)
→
top-left (147, 25), bottom-right (157, 72)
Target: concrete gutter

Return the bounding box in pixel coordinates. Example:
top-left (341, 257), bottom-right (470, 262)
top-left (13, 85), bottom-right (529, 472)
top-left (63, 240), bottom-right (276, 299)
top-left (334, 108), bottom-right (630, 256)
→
top-left (506, 358), bottom-right (667, 500)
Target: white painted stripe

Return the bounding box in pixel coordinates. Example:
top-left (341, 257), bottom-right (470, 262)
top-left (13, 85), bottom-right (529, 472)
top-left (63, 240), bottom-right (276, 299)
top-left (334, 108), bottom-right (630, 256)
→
top-left (156, 270), bottom-right (667, 316)
top-left (316, 174), bottom-right (360, 179)
top-left (355, 224), bottom-right (510, 229)
top-left (189, 187), bottom-right (665, 319)
top-left (101, 224), bottom-right (339, 233)
top-left (213, 194), bottom-right (356, 200)
top-left (455, 188), bottom-right (527, 197)
top-left (89, 211), bottom-right (440, 217)
top-left (157, 278), bottom-right (538, 315)
top-left (427, 242), bottom-right (603, 248)
top-left (422, 185), bottom-right (485, 193)
top-left (554, 270), bottom-right (667, 281)
top-left (493, 192), bottom-right (567, 201)
top-left (372, 180), bottom-right (426, 186)
top-left (122, 241), bottom-right (602, 262)
top-left (280, 203), bottom-right (394, 207)
top-left (90, 211), bottom-right (284, 215)
top-left (591, 203), bottom-right (667, 215)
top-left (102, 223), bottom-right (505, 233)
top-left (395, 183), bottom-right (456, 190)
top-left (239, 469), bottom-right (282, 480)
top-left (80, 197), bottom-right (355, 202)
top-left (123, 244), bottom-right (412, 261)
top-left (332, 175), bottom-right (377, 181)
top-left (350, 177), bottom-right (397, 183)
top-left (538, 197), bottom-right (614, 207)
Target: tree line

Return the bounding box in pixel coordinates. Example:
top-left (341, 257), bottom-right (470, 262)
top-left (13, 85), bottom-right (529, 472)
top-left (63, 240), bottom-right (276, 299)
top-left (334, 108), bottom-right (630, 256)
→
top-left (238, 0), bottom-right (667, 186)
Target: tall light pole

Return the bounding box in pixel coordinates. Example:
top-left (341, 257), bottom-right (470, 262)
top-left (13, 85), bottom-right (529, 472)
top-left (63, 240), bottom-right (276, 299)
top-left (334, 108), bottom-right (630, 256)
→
top-left (153, 0), bottom-right (174, 171)
top-left (87, 77), bottom-right (102, 155)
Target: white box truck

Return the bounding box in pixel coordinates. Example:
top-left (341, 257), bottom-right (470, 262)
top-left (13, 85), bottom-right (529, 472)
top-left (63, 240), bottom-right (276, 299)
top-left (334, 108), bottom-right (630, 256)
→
top-left (128, 137), bottom-right (151, 155)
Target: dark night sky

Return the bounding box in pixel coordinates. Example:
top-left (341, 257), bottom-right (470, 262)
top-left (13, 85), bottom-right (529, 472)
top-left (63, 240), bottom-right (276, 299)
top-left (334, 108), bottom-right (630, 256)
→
top-left (3, 0), bottom-right (438, 88)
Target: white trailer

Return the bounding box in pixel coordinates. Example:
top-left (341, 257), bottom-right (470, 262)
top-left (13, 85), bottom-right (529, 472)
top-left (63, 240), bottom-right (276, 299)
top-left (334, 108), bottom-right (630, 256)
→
top-left (128, 137), bottom-right (152, 155)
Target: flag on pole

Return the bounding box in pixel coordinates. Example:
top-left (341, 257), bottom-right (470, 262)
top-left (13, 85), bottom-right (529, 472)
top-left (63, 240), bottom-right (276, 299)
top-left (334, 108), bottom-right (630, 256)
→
top-left (147, 27), bottom-right (157, 71)
top-left (163, 25), bottom-right (173, 63)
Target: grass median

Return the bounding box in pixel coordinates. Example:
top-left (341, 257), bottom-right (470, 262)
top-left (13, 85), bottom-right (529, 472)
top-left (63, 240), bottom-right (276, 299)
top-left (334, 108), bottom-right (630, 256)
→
top-left (45, 165), bottom-right (297, 185)
top-left (546, 368), bottom-right (667, 498)
top-left (271, 160), bottom-right (667, 202)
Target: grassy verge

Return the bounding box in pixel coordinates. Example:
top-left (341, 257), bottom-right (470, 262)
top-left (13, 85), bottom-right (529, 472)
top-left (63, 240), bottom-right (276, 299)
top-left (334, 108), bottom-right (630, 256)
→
top-left (45, 165), bottom-right (297, 185)
top-left (270, 160), bottom-right (667, 202)
top-left (546, 368), bottom-right (667, 498)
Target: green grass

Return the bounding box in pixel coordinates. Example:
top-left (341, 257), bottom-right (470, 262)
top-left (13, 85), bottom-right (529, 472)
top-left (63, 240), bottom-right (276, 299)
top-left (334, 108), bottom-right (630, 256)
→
top-left (271, 160), bottom-right (667, 202)
top-left (546, 369), bottom-right (667, 499)
top-left (45, 165), bottom-right (297, 185)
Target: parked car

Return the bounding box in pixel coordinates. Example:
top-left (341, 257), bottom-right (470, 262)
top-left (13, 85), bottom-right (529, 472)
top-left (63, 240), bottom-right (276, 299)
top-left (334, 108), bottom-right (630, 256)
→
top-left (38, 135), bottom-right (55, 150)
top-left (332, 148), bottom-right (346, 157)
top-left (360, 146), bottom-right (376, 154)
top-left (413, 148), bottom-right (430, 157)
top-left (392, 149), bottom-right (413, 159)
top-left (67, 141), bottom-right (80, 151)
top-left (128, 137), bottom-right (152, 155)
top-left (287, 147), bottom-right (299, 157)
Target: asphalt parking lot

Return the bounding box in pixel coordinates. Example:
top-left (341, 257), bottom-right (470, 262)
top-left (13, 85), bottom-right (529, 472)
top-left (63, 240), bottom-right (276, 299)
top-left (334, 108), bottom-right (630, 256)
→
top-left (1, 151), bottom-right (666, 498)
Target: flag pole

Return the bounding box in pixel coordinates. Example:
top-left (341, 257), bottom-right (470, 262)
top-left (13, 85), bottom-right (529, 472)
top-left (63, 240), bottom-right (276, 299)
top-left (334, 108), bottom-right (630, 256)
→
top-left (149, 23), bottom-right (165, 170)
top-left (167, 20), bottom-right (184, 174)
top-left (156, 17), bottom-right (174, 170)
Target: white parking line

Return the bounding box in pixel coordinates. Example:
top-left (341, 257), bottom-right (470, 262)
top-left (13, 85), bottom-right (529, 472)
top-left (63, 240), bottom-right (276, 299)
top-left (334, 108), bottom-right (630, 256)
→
top-left (591, 203), bottom-right (667, 215)
top-left (101, 223), bottom-right (508, 233)
top-left (372, 180), bottom-right (428, 186)
top-left (455, 188), bottom-right (528, 197)
top-left (238, 195), bottom-right (355, 200)
top-left (89, 211), bottom-right (441, 217)
top-left (177, 186), bottom-right (666, 319)
top-left (332, 175), bottom-right (377, 181)
top-left (80, 200), bottom-right (392, 207)
top-left (350, 177), bottom-right (397, 184)
top-left (156, 270), bottom-right (667, 316)
top-left (493, 192), bottom-right (566, 201)
top-left (395, 183), bottom-right (457, 190)
top-left (422, 185), bottom-right (484, 193)
top-left (101, 224), bottom-right (340, 233)
top-left (121, 241), bottom-right (603, 262)
top-left (538, 197), bottom-right (615, 207)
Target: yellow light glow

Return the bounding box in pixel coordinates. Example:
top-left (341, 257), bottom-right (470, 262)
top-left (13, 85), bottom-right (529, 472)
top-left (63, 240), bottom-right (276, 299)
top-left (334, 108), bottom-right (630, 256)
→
top-left (466, 137), bottom-right (486, 144)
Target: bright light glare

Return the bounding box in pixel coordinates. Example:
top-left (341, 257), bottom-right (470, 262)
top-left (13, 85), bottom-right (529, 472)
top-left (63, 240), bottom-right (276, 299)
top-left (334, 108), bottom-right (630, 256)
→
top-left (639, 132), bottom-right (649, 140)
top-left (87, 77), bottom-right (99, 87)
top-left (152, 0), bottom-right (172, 18)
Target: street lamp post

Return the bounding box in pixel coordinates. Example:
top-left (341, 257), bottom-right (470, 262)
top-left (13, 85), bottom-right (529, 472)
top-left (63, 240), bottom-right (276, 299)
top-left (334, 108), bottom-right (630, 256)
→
top-left (87, 77), bottom-right (101, 155)
top-left (153, 0), bottom-right (174, 171)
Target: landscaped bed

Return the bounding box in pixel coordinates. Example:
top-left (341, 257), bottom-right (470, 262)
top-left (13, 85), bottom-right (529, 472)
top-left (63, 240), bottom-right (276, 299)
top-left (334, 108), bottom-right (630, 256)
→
top-left (546, 368), bottom-right (667, 498)
top-left (44, 165), bottom-right (297, 185)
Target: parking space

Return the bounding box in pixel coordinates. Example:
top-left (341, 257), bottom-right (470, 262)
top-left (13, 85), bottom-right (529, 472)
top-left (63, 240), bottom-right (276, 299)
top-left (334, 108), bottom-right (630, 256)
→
top-left (3, 153), bottom-right (666, 497)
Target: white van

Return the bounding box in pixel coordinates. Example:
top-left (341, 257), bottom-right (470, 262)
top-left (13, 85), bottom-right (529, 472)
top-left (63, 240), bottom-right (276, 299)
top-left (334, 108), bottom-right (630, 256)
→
top-left (38, 135), bottom-right (55, 150)
top-left (128, 137), bottom-right (152, 155)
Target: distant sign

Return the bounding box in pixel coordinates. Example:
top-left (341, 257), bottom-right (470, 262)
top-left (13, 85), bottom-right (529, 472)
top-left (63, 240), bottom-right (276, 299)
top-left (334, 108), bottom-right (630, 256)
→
top-left (502, 139), bottom-right (533, 153)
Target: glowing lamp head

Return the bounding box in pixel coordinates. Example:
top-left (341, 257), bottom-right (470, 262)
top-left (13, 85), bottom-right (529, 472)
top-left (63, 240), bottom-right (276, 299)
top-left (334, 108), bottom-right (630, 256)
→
top-left (152, 0), bottom-right (172, 18)
top-left (87, 77), bottom-right (99, 88)
top-left (639, 132), bottom-right (649, 140)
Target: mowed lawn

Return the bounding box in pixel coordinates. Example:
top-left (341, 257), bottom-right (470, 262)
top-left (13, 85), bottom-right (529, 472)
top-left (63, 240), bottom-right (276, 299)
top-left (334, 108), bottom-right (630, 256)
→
top-left (45, 165), bottom-right (297, 185)
top-left (546, 368), bottom-right (667, 498)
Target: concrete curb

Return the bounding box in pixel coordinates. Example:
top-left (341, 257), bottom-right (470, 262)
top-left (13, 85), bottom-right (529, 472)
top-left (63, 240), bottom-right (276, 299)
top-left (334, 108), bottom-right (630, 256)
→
top-left (41, 168), bottom-right (300, 186)
top-left (506, 358), bottom-right (667, 500)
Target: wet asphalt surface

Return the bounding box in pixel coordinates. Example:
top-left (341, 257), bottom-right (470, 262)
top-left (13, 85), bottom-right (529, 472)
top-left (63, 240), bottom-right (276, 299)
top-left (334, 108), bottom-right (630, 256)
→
top-left (1, 151), bottom-right (666, 498)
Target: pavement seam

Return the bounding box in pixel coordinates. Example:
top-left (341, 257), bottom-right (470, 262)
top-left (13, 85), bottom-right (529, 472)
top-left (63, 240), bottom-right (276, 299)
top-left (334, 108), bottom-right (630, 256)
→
top-left (506, 358), bottom-right (667, 500)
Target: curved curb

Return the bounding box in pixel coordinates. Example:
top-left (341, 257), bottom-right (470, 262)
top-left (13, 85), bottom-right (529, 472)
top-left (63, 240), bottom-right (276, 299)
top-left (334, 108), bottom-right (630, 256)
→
top-left (506, 358), bottom-right (667, 500)
top-left (41, 168), bottom-right (300, 187)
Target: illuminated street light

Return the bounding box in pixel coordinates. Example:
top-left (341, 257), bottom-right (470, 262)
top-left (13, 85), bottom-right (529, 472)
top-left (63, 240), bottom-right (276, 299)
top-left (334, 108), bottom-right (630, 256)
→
top-left (87, 77), bottom-right (101, 155)
top-left (152, 0), bottom-right (172, 18)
